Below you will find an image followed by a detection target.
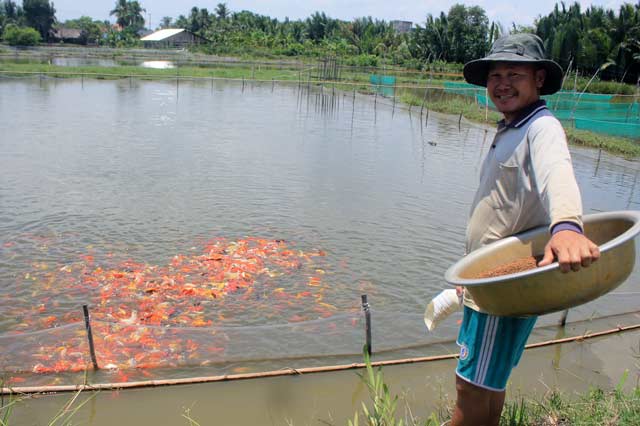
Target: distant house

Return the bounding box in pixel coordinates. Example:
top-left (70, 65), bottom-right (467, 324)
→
top-left (49, 28), bottom-right (83, 44)
top-left (390, 20), bottom-right (413, 34)
top-left (140, 29), bottom-right (207, 48)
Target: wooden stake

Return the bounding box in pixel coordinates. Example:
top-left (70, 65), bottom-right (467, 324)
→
top-left (559, 309), bottom-right (569, 326)
top-left (361, 295), bottom-right (372, 356)
top-left (82, 305), bottom-right (99, 370)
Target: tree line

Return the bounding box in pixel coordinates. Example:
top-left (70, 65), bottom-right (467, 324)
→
top-left (1, 0), bottom-right (639, 82)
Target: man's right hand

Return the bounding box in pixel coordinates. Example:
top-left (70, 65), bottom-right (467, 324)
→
top-left (538, 230), bottom-right (600, 273)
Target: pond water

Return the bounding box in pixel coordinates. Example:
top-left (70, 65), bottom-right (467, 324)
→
top-left (1, 77), bottom-right (639, 387)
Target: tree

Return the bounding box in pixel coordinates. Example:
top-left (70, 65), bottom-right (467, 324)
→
top-left (342, 17), bottom-right (396, 55)
top-left (159, 16), bottom-right (172, 29)
top-left (3, 22), bottom-right (40, 44)
top-left (305, 11), bottom-right (338, 43)
top-left (447, 4), bottom-right (489, 63)
top-left (63, 16), bottom-right (104, 44)
top-left (535, 1), bottom-right (640, 82)
top-left (2, 0), bottom-right (20, 21)
top-left (215, 3), bottom-right (229, 21)
top-left (110, 0), bottom-right (145, 32)
top-left (185, 6), bottom-right (211, 34)
top-left (22, 0), bottom-right (55, 41)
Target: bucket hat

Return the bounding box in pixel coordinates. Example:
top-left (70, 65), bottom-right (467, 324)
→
top-left (463, 33), bottom-right (563, 95)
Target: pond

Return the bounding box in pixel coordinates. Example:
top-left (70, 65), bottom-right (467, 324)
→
top-left (0, 77), bottom-right (639, 387)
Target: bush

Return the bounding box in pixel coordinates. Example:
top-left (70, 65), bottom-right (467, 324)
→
top-left (2, 24), bottom-right (41, 46)
top-left (401, 58), bottom-right (425, 70)
top-left (275, 42), bottom-right (305, 56)
top-left (343, 54), bottom-right (379, 67)
top-left (561, 72), bottom-right (636, 95)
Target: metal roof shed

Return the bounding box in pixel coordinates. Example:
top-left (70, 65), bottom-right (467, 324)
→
top-left (140, 29), bottom-right (207, 48)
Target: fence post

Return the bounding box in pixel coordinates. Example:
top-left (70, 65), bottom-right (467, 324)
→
top-left (361, 295), bottom-right (372, 356)
top-left (82, 304), bottom-right (99, 370)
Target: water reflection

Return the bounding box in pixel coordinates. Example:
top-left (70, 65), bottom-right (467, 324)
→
top-left (140, 60), bottom-right (175, 69)
top-left (50, 57), bottom-right (118, 67)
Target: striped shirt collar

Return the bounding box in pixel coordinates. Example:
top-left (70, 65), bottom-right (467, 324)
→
top-left (497, 99), bottom-right (547, 131)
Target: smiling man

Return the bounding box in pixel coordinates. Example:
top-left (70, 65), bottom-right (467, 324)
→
top-left (451, 33), bottom-right (600, 426)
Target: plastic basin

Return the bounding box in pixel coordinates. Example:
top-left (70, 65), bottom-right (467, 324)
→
top-left (444, 211), bottom-right (640, 316)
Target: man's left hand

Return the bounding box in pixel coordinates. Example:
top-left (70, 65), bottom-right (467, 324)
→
top-left (537, 230), bottom-right (600, 273)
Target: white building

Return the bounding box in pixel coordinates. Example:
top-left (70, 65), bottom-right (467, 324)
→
top-left (140, 29), bottom-right (208, 48)
top-left (390, 20), bottom-right (413, 34)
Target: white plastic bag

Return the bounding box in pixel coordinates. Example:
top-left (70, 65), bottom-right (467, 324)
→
top-left (424, 289), bottom-right (462, 331)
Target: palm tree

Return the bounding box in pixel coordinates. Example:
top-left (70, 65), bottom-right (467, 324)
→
top-left (110, 0), bottom-right (145, 31)
top-left (215, 3), bottom-right (229, 21)
top-left (159, 16), bottom-right (172, 29)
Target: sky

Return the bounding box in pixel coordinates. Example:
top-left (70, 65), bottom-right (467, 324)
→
top-left (53, 0), bottom-right (632, 29)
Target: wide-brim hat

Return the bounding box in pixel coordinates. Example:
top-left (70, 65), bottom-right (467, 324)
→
top-left (463, 33), bottom-right (563, 95)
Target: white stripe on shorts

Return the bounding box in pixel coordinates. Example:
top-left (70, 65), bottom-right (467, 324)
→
top-left (475, 315), bottom-right (498, 384)
top-left (479, 316), bottom-right (498, 383)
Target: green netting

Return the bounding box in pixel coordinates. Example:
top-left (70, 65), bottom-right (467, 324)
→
top-left (451, 82), bottom-right (639, 138)
top-left (444, 81), bottom-right (485, 97)
top-left (573, 117), bottom-right (640, 138)
top-left (370, 74), bottom-right (396, 97)
top-left (475, 93), bottom-right (494, 107)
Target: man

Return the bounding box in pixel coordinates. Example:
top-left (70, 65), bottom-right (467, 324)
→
top-left (452, 33), bottom-right (600, 426)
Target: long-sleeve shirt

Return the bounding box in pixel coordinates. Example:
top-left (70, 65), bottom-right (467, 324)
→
top-left (464, 100), bottom-right (583, 311)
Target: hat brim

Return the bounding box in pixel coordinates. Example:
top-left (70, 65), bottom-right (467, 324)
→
top-left (463, 52), bottom-right (564, 95)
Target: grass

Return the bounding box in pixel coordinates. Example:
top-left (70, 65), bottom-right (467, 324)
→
top-left (350, 351), bottom-right (640, 425)
top-left (399, 90), bottom-right (503, 123)
top-left (499, 374), bottom-right (640, 425)
top-left (565, 128), bottom-right (640, 158)
top-left (0, 388), bottom-right (97, 426)
top-left (0, 61), bottom-right (304, 81)
top-left (398, 89), bottom-right (640, 158)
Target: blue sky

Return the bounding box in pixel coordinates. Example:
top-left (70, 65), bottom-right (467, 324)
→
top-left (53, 0), bottom-right (631, 29)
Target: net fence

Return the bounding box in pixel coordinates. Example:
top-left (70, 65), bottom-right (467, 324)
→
top-left (445, 82), bottom-right (640, 139)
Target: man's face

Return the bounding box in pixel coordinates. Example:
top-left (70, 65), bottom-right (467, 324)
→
top-left (486, 63), bottom-right (546, 123)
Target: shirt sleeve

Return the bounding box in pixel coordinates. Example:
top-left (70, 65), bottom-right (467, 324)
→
top-left (528, 116), bottom-right (583, 231)
top-left (551, 221), bottom-right (583, 235)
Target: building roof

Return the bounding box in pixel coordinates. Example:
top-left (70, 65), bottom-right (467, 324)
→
top-left (140, 28), bottom-right (186, 41)
top-left (51, 28), bottom-right (82, 39)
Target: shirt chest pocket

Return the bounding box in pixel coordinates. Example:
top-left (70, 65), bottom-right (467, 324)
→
top-left (491, 156), bottom-right (521, 210)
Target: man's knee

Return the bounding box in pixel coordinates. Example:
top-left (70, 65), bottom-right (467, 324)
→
top-left (456, 376), bottom-right (490, 402)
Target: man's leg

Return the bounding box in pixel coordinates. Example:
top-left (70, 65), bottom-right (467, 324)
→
top-left (451, 376), bottom-right (505, 426)
top-left (453, 307), bottom-right (535, 425)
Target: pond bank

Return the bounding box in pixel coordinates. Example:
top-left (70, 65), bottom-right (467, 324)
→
top-left (1, 58), bottom-right (637, 158)
top-left (397, 90), bottom-right (640, 159)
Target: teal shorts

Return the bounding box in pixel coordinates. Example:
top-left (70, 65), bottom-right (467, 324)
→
top-left (456, 306), bottom-right (537, 391)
